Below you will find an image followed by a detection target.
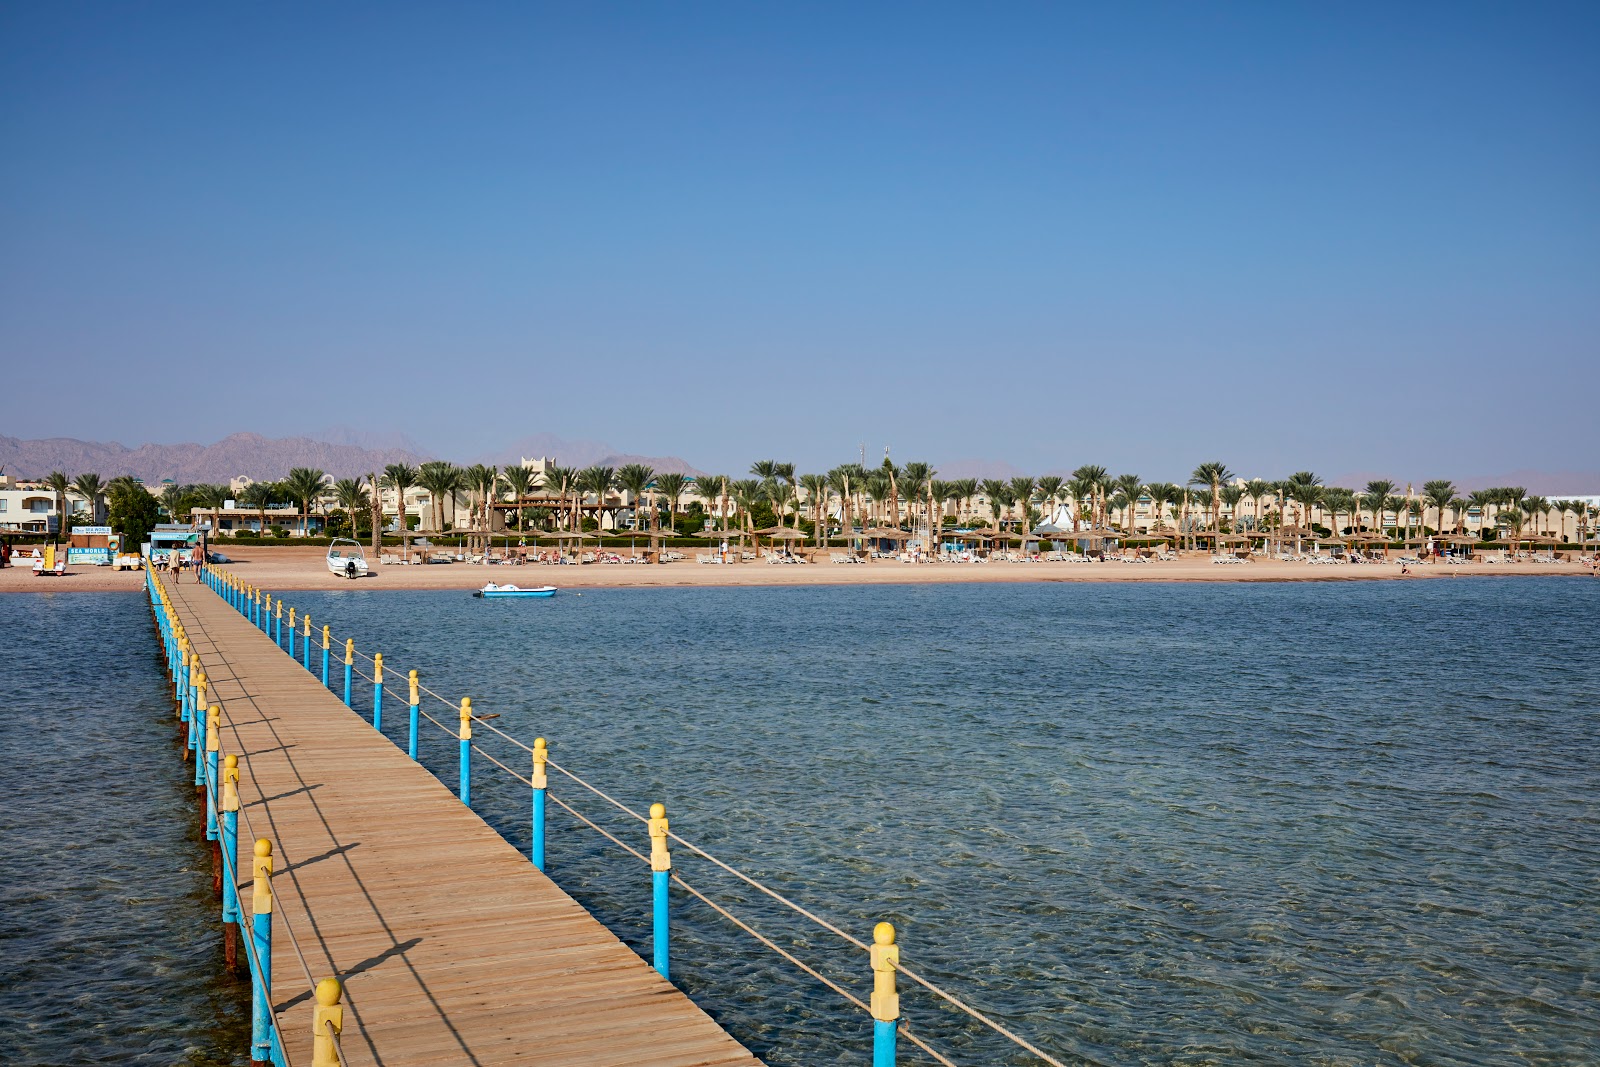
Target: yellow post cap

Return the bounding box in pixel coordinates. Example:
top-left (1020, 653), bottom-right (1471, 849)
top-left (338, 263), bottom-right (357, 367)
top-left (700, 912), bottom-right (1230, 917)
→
top-left (315, 977), bottom-right (343, 1006)
top-left (344, 638), bottom-right (354, 664)
top-left (874, 921), bottom-right (896, 946)
top-left (224, 753), bottom-right (238, 769)
top-left (650, 802), bottom-right (666, 819)
top-left (255, 838), bottom-right (273, 858)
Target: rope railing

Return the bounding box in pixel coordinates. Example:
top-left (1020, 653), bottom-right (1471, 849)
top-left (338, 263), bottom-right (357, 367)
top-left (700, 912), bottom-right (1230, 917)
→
top-left (201, 565), bottom-right (1070, 1067)
top-left (153, 568), bottom-right (352, 1067)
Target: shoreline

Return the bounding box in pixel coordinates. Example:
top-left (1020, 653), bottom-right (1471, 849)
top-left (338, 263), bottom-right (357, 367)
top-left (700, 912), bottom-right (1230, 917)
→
top-left (4, 545), bottom-right (1593, 593)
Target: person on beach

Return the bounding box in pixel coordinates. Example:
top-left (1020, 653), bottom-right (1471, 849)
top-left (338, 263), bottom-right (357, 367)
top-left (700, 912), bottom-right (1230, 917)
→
top-left (0, 540), bottom-right (9, 568)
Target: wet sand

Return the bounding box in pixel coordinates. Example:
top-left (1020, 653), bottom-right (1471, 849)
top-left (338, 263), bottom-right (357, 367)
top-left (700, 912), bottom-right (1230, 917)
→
top-left (4, 544), bottom-right (1592, 593)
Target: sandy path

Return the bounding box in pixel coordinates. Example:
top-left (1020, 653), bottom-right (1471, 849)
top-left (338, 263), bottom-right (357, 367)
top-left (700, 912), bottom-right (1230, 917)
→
top-left (4, 544), bottom-right (1592, 593)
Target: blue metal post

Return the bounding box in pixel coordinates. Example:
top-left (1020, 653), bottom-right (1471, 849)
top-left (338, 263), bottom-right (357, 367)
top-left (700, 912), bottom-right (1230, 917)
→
top-left (288, 614), bottom-right (296, 661)
top-left (249, 839), bottom-right (275, 1066)
top-left (532, 788), bottom-right (547, 870)
top-left (342, 641), bottom-right (353, 708)
top-left (302, 619), bottom-right (312, 672)
top-left (205, 744), bottom-right (219, 840)
top-left (531, 737), bottom-right (549, 871)
top-left (273, 605), bottom-right (282, 648)
top-left (458, 698), bottom-right (473, 805)
top-left (194, 706), bottom-right (206, 788)
top-left (321, 629), bottom-right (330, 689)
top-left (372, 654), bottom-right (384, 731)
top-left (222, 807), bottom-right (239, 930)
top-left (653, 870), bottom-right (670, 980)
top-left (648, 803), bottom-right (671, 980)
top-left (874, 1021), bottom-right (898, 1067)
top-left (251, 910), bottom-right (273, 1064)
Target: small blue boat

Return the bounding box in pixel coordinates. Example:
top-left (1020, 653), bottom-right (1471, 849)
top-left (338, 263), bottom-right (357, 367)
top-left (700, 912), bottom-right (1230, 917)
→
top-left (473, 583), bottom-right (557, 599)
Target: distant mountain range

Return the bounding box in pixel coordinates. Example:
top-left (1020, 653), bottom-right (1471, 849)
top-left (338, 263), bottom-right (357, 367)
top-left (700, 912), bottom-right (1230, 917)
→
top-left (0, 433), bottom-right (431, 484)
top-left (0, 432), bottom-right (702, 484)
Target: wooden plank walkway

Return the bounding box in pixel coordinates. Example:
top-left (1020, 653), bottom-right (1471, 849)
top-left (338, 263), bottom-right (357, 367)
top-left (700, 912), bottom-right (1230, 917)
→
top-left (168, 580), bottom-right (763, 1067)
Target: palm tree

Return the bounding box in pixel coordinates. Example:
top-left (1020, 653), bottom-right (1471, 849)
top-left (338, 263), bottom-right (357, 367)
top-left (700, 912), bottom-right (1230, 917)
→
top-left (540, 465), bottom-right (577, 530)
top-left (1114, 474), bottom-right (1142, 530)
top-left (655, 473), bottom-right (689, 534)
top-left (1219, 484), bottom-right (1245, 533)
top-left (460, 464), bottom-right (500, 551)
top-left (1422, 480), bottom-right (1457, 535)
top-left (282, 468), bottom-right (327, 538)
top-left (616, 464), bottom-right (656, 533)
top-left (333, 477), bottom-right (370, 538)
top-left (240, 480), bottom-right (276, 536)
top-left (1362, 480), bottom-right (1397, 534)
top-left (696, 474), bottom-right (728, 533)
top-left (381, 463), bottom-right (418, 558)
top-left (826, 467), bottom-right (856, 546)
top-left (42, 471), bottom-right (71, 541)
top-left (416, 462), bottom-right (462, 534)
top-left (1035, 476), bottom-right (1064, 524)
top-left (774, 462), bottom-right (799, 529)
top-left (929, 479), bottom-right (955, 533)
top-left (1286, 471), bottom-right (1323, 527)
top-left (1189, 462), bottom-right (1234, 533)
top-left (978, 480), bottom-right (1007, 529)
top-left (70, 472), bottom-right (105, 525)
top-left (902, 461), bottom-right (934, 545)
top-left (1070, 465), bottom-right (1108, 529)
top-left (576, 466), bottom-right (616, 532)
top-left (1144, 483), bottom-right (1178, 533)
top-left (503, 464), bottom-right (537, 536)
top-left (1008, 476), bottom-right (1036, 531)
top-left (798, 473), bottom-right (829, 545)
top-left (729, 478), bottom-right (762, 550)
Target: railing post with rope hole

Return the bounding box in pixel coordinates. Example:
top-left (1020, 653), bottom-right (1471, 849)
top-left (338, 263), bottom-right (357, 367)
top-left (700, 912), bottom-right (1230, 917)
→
top-left (312, 978), bottom-right (344, 1067)
top-left (343, 639), bottom-right (354, 707)
top-left (263, 593), bottom-right (271, 638)
top-left (194, 696), bottom-right (208, 792)
top-left (250, 838), bottom-right (276, 1066)
top-left (407, 670), bottom-right (419, 759)
top-left (188, 673), bottom-right (207, 764)
top-left (649, 802), bottom-right (671, 980)
top-left (871, 922), bottom-right (900, 1067)
top-left (372, 653), bottom-right (384, 731)
top-left (221, 753), bottom-right (242, 970)
top-left (274, 598), bottom-right (283, 648)
top-left (178, 644), bottom-right (191, 723)
top-left (531, 737), bottom-right (548, 871)
top-left (288, 607), bottom-right (296, 661)
top-left (459, 697), bottom-right (473, 806)
top-left (321, 625), bottom-right (331, 689)
top-left (303, 613), bottom-right (313, 671)
top-left (205, 705), bottom-right (222, 845)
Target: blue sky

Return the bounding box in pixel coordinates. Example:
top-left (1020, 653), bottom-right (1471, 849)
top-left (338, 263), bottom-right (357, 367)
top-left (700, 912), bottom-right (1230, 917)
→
top-left (2, 3), bottom-right (1595, 482)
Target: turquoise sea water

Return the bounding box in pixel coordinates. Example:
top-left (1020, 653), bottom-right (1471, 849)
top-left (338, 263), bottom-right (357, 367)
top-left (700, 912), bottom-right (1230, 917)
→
top-left (5, 578), bottom-right (1597, 1065)
top-left (1, 592), bottom-right (249, 1066)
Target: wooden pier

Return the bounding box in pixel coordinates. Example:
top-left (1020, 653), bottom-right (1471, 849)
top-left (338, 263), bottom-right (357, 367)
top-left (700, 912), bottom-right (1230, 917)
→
top-left (165, 579), bottom-right (762, 1067)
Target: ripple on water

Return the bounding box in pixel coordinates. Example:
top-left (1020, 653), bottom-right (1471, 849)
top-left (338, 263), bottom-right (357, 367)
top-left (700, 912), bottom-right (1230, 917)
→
top-left (2, 592), bottom-right (250, 1066)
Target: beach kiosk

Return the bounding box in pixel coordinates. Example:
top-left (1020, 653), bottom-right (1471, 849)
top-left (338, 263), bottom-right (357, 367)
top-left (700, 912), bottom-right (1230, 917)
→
top-left (67, 525), bottom-right (119, 565)
top-left (147, 523), bottom-right (204, 567)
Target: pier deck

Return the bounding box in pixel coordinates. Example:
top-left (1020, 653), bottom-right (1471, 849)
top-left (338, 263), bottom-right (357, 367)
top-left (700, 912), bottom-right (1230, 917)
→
top-left (167, 580), bottom-right (761, 1067)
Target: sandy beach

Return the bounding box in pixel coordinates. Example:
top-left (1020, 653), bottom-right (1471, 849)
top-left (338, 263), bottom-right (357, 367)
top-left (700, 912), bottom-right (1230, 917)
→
top-left (5, 545), bottom-right (1592, 593)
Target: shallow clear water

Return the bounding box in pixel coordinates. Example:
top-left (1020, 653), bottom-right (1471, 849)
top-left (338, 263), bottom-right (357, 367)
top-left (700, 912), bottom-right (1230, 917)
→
top-left (1, 592), bottom-right (250, 1066)
top-left (6, 579), bottom-right (1597, 1066)
top-left (269, 576), bottom-right (1600, 1067)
